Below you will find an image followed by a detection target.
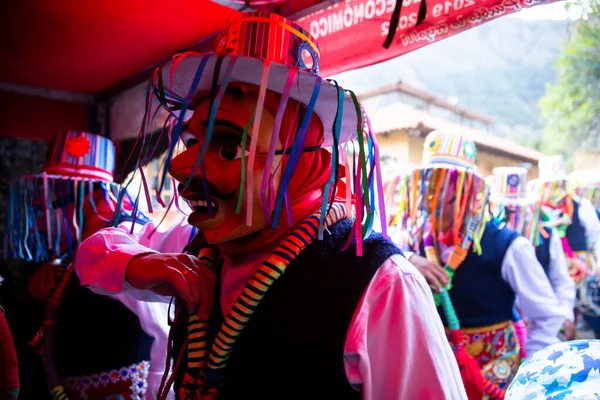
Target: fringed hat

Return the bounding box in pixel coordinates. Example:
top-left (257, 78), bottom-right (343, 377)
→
top-left (43, 131), bottom-right (116, 182)
top-left (383, 163), bottom-right (417, 235)
top-left (422, 130), bottom-right (478, 171)
top-left (489, 167), bottom-right (541, 244)
top-left (569, 170), bottom-right (600, 211)
top-left (539, 155), bottom-right (568, 182)
top-left (535, 155), bottom-right (571, 207)
top-left (399, 130), bottom-right (488, 253)
top-left (5, 131), bottom-right (144, 262)
top-left (155, 12), bottom-right (358, 145)
top-left (130, 11), bottom-right (386, 248)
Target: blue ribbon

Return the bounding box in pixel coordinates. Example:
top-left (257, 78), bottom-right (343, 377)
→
top-left (159, 54), bottom-right (211, 194)
top-left (272, 77), bottom-right (322, 227)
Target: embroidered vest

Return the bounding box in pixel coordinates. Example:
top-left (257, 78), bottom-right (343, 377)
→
top-left (174, 220), bottom-right (402, 399)
top-left (535, 227), bottom-right (552, 277)
top-left (221, 220), bottom-right (401, 399)
top-left (441, 221), bottom-right (519, 328)
top-left (566, 201), bottom-right (588, 252)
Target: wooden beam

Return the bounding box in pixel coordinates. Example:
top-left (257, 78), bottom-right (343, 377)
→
top-left (0, 82), bottom-right (95, 105)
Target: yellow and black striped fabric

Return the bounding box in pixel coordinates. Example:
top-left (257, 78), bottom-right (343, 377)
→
top-left (185, 203), bottom-right (347, 397)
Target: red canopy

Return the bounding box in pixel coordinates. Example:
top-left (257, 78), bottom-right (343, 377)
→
top-left (0, 0), bottom-right (556, 141)
top-left (0, 0), bottom-right (241, 140)
top-left (297, 0), bottom-right (559, 77)
top-left (0, 0), bottom-right (239, 93)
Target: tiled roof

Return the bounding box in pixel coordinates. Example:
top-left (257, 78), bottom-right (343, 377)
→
top-left (360, 81), bottom-right (494, 124)
top-left (368, 103), bottom-right (544, 162)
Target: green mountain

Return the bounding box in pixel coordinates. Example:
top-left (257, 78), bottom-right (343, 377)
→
top-left (333, 17), bottom-right (572, 137)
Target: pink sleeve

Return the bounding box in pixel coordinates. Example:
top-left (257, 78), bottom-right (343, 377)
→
top-left (344, 254), bottom-right (467, 400)
top-left (75, 218), bottom-right (193, 298)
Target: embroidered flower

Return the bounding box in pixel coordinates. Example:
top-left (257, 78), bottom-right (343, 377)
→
top-left (66, 135), bottom-right (91, 158)
top-left (507, 174), bottom-right (520, 188)
top-left (463, 141), bottom-right (476, 160)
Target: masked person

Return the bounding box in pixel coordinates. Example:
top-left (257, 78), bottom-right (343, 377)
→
top-left (4, 131), bottom-right (172, 399)
top-left (73, 12), bottom-right (466, 400)
top-left (569, 172), bottom-right (600, 220)
top-left (532, 156), bottom-right (600, 284)
top-left (532, 156), bottom-right (600, 339)
top-left (390, 130), bottom-right (564, 399)
top-left (489, 167), bottom-right (576, 341)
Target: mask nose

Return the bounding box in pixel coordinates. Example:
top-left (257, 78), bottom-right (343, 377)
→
top-left (168, 152), bottom-right (200, 184)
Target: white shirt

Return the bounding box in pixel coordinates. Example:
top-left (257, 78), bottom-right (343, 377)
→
top-left (404, 235), bottom-right (564, 355)
top-left (76, 221), bottom-right (176, 400)
top-left (579, 198), bottom-right (600, 259)
top-left (75, 218), bottom-right (467, 400)
top-left (110, 293), bottom-right (173, 400)
top-left (503, 237), bottom-right (564, 354)
top-left (546, 228), bottom-right (576, 321)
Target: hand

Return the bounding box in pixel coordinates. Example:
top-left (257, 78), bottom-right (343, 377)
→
top-left (408, 254), bottom-right (449, 293)
top-left (28, 263), bottom-right (58, 300)
top-left (571, 258), bottom-right (593, 277)
top-left (126, 253), bottom-right (218, 316)
top-left (561, 319), bottom-right (576, 341)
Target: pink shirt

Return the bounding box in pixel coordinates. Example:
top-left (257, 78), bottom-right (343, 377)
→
top-left (76, 218), bottom-right (467, 399)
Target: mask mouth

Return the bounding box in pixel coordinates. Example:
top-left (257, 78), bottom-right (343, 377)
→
top-left (179, 180), bottom-right (236, 215)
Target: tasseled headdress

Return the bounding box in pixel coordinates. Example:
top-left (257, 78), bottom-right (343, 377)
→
top-left (4, 131), bottom-right (146, 262)
top-left (489, 166), bottom-right (542, 246)
top-left (118, 12), bottom-right (387, 253)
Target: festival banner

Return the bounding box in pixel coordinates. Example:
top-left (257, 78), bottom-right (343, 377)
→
top-left (296, 0), bottom-right (558, 77)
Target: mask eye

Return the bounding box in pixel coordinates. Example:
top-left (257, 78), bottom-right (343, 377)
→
top-left (218, 144), bottom-right (247, 160)
top-left (181, 132), bottom-right (199, 148)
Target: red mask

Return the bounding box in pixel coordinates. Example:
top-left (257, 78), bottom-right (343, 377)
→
top-left (169, 85), bottom-right (336, 253)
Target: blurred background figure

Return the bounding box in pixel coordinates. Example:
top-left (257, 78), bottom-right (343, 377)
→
top-left (530, 155), bottom-right (600, 339)
top-left (489, 166), bottom-right (576, 340)
top-left (387, 130), bottom-right (563, 398)
top-left (4, 131), bottom-right (171, 400)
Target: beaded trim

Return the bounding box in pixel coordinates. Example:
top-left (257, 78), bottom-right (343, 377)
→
top-left (63, 360), bottom-right (150, 399)
top-left (460, 320), bottom-right (513, 334)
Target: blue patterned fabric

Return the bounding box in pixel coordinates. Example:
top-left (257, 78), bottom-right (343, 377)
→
top-left (506, 340), bottom-right (600, 399)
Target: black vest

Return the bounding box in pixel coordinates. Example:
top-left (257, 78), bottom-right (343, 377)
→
top-left (535, 227), bottom-right (552, 276)
top-left (54, 276), bottom-right (154, 376)
top-left (177, 220), bottom-right (402, 399)
top-left (434, 221), bottom-right (519, 328)
top-left (566, 201), bottom-right (588, 252)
